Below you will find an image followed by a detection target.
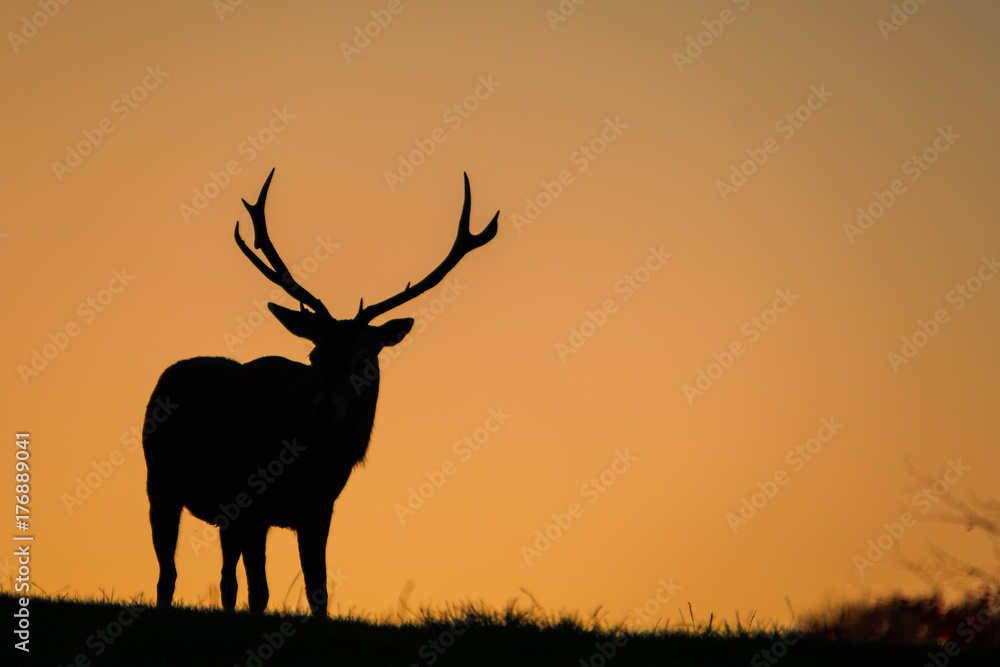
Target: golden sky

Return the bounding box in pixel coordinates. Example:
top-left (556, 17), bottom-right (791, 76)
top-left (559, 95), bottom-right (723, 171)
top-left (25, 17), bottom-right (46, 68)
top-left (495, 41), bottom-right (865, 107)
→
top-left (2, 0), bottom-right (999, 627)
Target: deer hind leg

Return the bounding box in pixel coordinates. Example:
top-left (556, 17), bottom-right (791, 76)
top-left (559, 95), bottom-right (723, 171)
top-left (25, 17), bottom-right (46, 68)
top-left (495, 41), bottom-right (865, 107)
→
top-left (241, 523), bottom-right (270, 613)
top-left (219, 524), bottom-right (241, 611)
top-left (296, 509), bottom-right (333, 616)
top-left (148, 488), bottom-right (183, 608)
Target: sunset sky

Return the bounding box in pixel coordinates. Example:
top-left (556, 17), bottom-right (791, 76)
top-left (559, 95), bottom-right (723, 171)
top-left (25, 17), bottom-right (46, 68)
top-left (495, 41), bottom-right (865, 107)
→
top-left (2, 0), bottom-right (999, 630)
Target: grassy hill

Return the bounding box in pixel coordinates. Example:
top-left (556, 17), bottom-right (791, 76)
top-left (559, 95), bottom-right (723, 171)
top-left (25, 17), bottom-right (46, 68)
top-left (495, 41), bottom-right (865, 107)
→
top-left (4, 592), bottom-right (1000, 666)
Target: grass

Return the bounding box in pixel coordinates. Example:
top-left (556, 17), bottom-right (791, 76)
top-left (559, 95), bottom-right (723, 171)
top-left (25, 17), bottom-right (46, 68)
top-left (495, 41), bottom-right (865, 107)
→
top-left (798, 587), bottom-right (1000, 645)
top-left (4, 588), bottom-right (1000, 666)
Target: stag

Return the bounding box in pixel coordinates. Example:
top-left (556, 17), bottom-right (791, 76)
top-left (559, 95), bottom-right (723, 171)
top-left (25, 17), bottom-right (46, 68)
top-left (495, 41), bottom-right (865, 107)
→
top-left (142, 168), bottom-right (498, 615)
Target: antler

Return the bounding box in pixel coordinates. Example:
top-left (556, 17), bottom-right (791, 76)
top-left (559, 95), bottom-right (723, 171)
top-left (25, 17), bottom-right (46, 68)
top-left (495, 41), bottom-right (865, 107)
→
top-left (234, 169), bottom-right (331, 318)
top-left (355, 173), bottom-right (499, 324)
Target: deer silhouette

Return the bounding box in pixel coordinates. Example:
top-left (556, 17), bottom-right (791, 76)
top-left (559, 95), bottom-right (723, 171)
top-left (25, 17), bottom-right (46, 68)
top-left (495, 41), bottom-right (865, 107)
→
top-left (142, 168), bottom-right (498, 615)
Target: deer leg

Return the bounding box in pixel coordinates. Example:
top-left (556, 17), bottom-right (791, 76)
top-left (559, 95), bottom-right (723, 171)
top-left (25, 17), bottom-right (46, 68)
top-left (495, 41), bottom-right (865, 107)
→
top-left (148, 488), bottom-right (182, 608)
top-left (219, 524), bottom-right (241, 611)
top-left (296, 509), bottom-right (333, 616)
top-left (241, 523), bottom-right (270, 613)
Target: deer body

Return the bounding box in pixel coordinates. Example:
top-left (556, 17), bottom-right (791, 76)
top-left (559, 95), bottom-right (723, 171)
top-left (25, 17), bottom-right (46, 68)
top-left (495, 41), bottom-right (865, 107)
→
top-left (144, 355), bottom-right (370, 527)
top-left (143, 169), bottom-right (497, 615)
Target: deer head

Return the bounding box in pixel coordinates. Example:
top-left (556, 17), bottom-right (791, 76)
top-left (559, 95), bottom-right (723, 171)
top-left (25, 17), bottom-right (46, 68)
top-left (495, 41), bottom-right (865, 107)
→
top-left (233, 168), bottom-right (499, 420)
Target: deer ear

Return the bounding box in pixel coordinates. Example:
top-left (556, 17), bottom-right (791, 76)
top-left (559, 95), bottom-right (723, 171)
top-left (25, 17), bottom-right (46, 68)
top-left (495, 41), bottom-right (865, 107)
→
top-left (375, 318), bottom-right (413, 348)
top-left (268, 303), bottom-right (324, 341)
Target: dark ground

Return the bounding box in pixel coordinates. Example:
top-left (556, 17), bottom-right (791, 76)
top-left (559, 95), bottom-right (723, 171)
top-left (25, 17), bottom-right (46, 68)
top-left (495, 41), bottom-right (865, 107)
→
top-left (4, 593), bottom-right (1000, 666)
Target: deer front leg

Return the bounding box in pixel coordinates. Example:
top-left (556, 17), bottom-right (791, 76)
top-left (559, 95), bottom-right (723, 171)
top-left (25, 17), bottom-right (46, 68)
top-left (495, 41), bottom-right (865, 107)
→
top-left (241, 523), bottom-right (270, 613)
top-left (219, 524), bottom-right (241, 610)
top-left (148, 488), bottom-right (182, 609)
top-left (296, 509), bottom-right (333, 616)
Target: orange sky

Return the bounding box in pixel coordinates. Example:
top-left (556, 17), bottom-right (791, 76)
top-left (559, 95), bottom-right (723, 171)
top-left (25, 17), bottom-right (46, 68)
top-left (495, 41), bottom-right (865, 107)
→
top-left (2, 0), bottom-right (999, 628)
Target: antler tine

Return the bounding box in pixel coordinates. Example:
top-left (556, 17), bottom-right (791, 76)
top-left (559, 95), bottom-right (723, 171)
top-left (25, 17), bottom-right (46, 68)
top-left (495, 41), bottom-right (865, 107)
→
top-left (234, 168), bottom-right (331, 317)
top-left (355, 172), bottom-right (498, 324)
